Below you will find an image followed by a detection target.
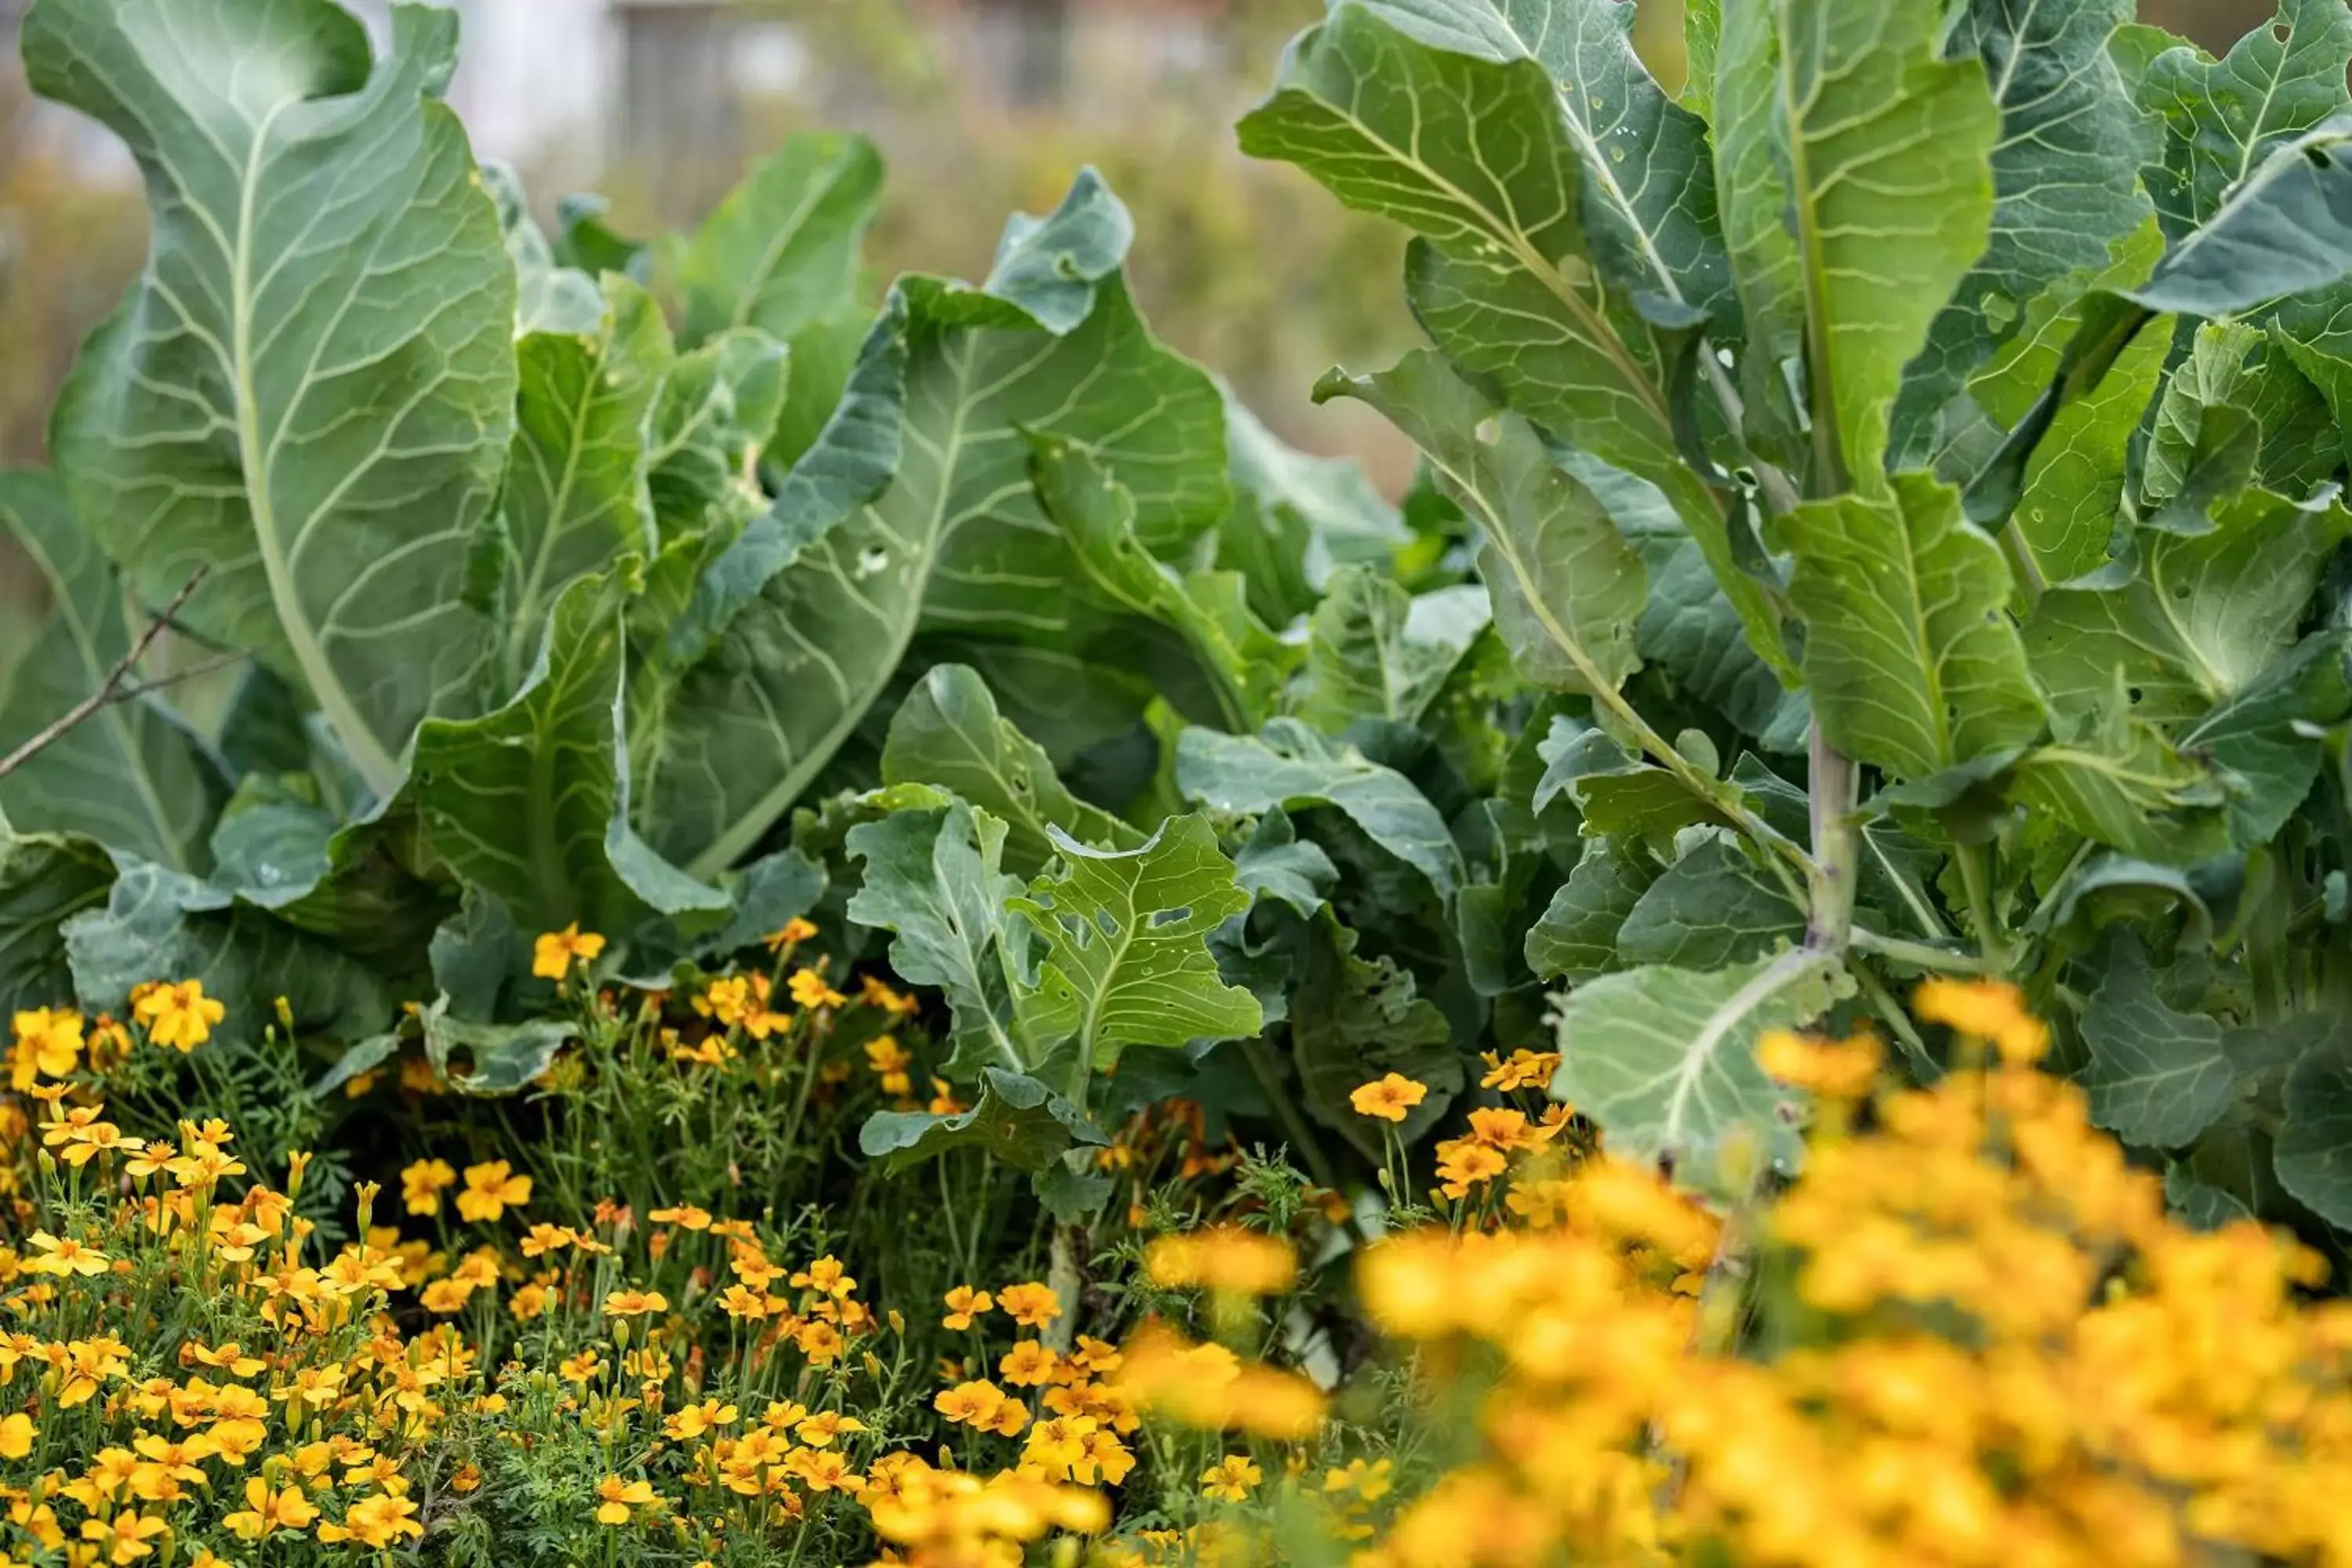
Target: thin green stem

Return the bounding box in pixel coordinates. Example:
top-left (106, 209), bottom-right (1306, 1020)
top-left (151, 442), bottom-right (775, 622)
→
top-left (1953, 840), bottom-right (2009, 970)
top-left (1849, 929), bottom-right (1998, 975)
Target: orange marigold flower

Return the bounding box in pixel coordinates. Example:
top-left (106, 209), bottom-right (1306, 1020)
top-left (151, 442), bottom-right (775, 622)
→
top-left (1350, 1073), bottom-right (1428, 1123)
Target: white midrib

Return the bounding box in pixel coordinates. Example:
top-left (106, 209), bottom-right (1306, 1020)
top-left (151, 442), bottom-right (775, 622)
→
top-left (231, 104), bottom-right (405, 798)
top-left (682, 335), bottom-right (978, 881)
top-left (1660, 948), bottom-right (1823, 1147)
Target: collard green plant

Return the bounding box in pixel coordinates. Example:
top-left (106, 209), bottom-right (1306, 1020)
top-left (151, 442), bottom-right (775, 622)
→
top-left (16, 0), bottom-right (2352, 1250)
top-left (1231, 0), bottom-right (2352, 1233)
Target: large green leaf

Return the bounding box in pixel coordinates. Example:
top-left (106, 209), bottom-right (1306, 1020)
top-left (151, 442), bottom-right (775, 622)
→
top-left (1894, 0), bottom-right (2154, 452)
top-left (483, 161), bottom-right (603, 338)
top-left (2140, 0), bottom-right (2352, 237)
top-left (2278, 1042), bottom-right (2352, 1229)
top-left (2080, 939), bottom-right (2232, 1149)
top-left (671, 130), bottom-right (882, 481)
top-left (674, 132), bottom-right (883, 350)
top-left (1525, 837), bottom-right (1658, 982)
top-left (27, 1), bottom-right (518, 796)
top-left (640, 171), bottom-right (1228, 877)
top-left (1177, 721), bottom-right (1467, 898)
top-left (859, 1068), bottom-right (1106, 1174)
top-left (0, 472), bottom-right (223, 870)
top-left (412, 574), bottom-right (726, 943)
top-left (844, 800), bottom-right (1040, 1074)
top-left (1615, 834), bottom-right (1804, 970)
top-left (1216, 390), bottom-right (1406, 627)
top-left (1243, 5), bottom-right (1788, 677)
top-left (2008, 315), bottom-right (2169, 583)
top-left (1029, 436), bottom-right (1289, 733)
top-left (2182, 631), bottom-right (2352, 845)
top-left (1780, 473), bottom-right (2045, 782)
top-left (1296, 567), bottom-right (1490, 733)
top-left (1552, 950), bottom-right (1846, 1185)
top-left (1009, 815), bottom-right (1263, 1072)
top-left (63, 856), bottom-right (395, 1048)
top-left (495, 276), bottom-right (670, 690)
top-left (0, 833), bottom-right (116, 1017)
top-left (1719, 0), bottom-right (1999, 487)
top-left (207, 781), bottom-right (453, 964)
top-left (1345, 0), bottom-right (1737, 321)
top-left (643, 330), bottom-right (789, 543)
top-left (2024, 490), bottom-right (2351, 728)
top-left (880, 664), bottom-right (1140, 877)
top-left (1319, 353), bottom-right (1644, 699)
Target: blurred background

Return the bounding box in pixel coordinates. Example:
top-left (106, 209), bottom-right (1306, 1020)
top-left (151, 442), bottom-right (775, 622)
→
top-left (0, 0), bottom-right (2284, 643)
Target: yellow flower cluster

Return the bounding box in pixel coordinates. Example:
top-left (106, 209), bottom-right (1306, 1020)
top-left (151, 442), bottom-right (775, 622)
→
top-left (9, 980), bottom-right (223, 1096)
top-left (1327, 982), bottom-right (2352, 1568)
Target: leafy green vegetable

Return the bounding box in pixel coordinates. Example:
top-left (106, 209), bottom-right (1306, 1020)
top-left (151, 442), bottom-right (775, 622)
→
top-left (27, 0), bottom-right (518, 796)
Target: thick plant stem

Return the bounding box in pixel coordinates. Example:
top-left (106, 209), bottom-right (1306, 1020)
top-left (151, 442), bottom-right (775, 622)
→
top-left (1805, 724), bottom-right (1860, 957)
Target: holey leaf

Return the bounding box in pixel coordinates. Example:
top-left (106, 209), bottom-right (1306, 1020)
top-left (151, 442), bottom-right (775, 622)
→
top-left (1008, 816), bottom-right (1262, 1072)
top-left (2141, 0), bottom-right (2352, 237)
top-left (1243, 5), bottom-right (1788, 679)
top-left (1718, 0), bottom-right (1999, 488)
top-left (1780, 473), bottom-right (2046, 784)
top-left (2080, 938), bottom-right (2231, 1149)
top-left (1552, 950), bottom-right (1849, 1189)
top-left (27, 1), bottom-right (519, 797)
top-left (880, 664), bottom-right (1142, 877)
top-left (639, 170), bottom-right (1229, 878)
top-left (1318, 353), bottom-right (1644, 699)
top-left (0, 473), bottom-right (224, 871)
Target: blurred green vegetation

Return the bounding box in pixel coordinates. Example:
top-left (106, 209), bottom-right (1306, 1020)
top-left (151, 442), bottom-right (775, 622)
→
top-left (0, 0), bottom-right (2291, 496)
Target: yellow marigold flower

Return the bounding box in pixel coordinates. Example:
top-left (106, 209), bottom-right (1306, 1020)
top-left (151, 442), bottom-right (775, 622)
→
top-left (0, 1413), bottom-right (32, 1460)
top-left (1913, 977), bottom-right (2048, 1064)
top-left (795, 1319), bottom-right (845, 1364)
top-left (1434, 1138), bottom-right (1508, 1198)
top-left (649, 1203), bottom-right (712, 1231)
top-left (9, 1007), bottom-right (82, 1088)
top-left (792, 1254), bottom-right (857, 1298)
top-left (795, 1409), bottom-right (866, 1447)
top-left (1200, 1454), bottom-right (1261, 1502)
top-left (1145, 1226), bottom-right (1299, 1295)
top-left (927, 1076), bottom-right (967, 1115)
top-left (24, 1232), bottom-right (108, 1277)
top-left (1350, 1073), bottom-right (1428, 1122)
top-left (864, 1033), bottom-right (913, 1094)
top-left (998, 1280), bottom-right (1062, 1328)
top-left (1464, 1106), bottom-right (1542, 1152)
top-left (1758, 1028), bottom-right (1886, 1099)
top-left (860, 973), bottom-right (920, 1015)
top-left (603, 1288), bottom-right (669, 1319)
top-left (558, 1350), bottom-right (606, 1383)
top-left (594, 1474), bottom-right (660, 1525)
top-left (935, 1379), bottom-right (1020, 1432)
top-left (532, 922), bottom-right (606, 981)
top-left (762, 916), bottom-right (819, 952)
top-left (664, 1399), bottom-right (739, 1441)
top-left (318, 1492), bottom-right (423, 1548)
top-left (223, 1477), bottom-right (318, 1541)
top-left (942, 1284), bottom-right (994, 1329)
top-left (508, 1281), bottom-right (553, 1321)
top-left (788, 967), bottom-right (848, 1011)
top-left (1000, 1341), bottom-right (1061, 1387)
top-left (399, 1158), bottom-right (456, 1217)
top-left (132, 979), bottom-right (224, 1051)
top-left (1479, 1047), bottom-right (1562, 1093)
top-left (456, 1160), bottom-right (531, 1222)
